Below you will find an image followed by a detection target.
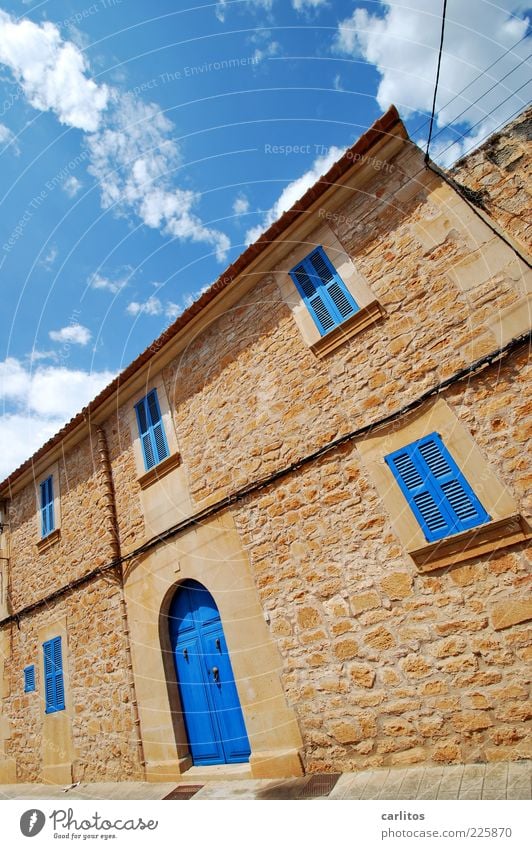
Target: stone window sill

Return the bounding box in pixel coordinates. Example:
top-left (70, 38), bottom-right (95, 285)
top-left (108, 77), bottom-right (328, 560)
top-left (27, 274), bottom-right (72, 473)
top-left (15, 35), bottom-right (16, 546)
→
top-left (310, 300), bottom-right (385, 359)
top-left (138, 452), bottom-right (181, 490)
top-left (409, 514), bottom-right (530, 572)
top-left (36, 528), bottom-right (61, 553)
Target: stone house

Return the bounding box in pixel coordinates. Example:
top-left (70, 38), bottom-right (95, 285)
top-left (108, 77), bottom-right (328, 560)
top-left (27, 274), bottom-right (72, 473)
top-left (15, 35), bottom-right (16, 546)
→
top-left (0, 105), bottom-right (530, 785)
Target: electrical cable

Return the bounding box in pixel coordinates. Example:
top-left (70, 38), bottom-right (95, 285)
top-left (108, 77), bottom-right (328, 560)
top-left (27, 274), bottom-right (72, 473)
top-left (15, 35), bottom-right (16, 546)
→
top-left (426, 0), bottom-right (449, 162)
top-left (410, 31), bottom-right (530, 139)
top-left (1, 329), bottom-right (528, 628)
top-left (433, 76), bottom-right (531, 161)
top-left (426, 52), bottom-right (531, 149)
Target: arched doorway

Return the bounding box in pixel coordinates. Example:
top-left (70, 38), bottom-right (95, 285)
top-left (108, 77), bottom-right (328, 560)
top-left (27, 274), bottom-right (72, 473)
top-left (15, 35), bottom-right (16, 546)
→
top-left (168, 579), bottom-right (251, 766)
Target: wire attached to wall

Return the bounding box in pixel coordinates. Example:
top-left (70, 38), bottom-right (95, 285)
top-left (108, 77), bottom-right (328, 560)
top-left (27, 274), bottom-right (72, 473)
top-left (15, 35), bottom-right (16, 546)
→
top-left (1, 329), bottom-right (529, 629)
top-left (425, 0), bottom-right (449, 163)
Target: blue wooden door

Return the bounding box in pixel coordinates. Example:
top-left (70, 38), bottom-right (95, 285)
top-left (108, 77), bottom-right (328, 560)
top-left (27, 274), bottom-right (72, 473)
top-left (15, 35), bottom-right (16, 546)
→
top-left (169, 580), bottom-right (251, 765)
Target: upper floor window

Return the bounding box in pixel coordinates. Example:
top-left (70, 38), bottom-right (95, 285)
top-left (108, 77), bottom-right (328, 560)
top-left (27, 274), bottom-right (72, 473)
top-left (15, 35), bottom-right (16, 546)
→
top-left (385, 432), bottom-right (490, 543)
top-left (40, 475), bottom-right (55, 538)
top-left (135, 389), bottom-right (170, 471)
top-left (289, 246), bottom-right (359, 336)
top-left (43, 636), bottom-right (65, 713)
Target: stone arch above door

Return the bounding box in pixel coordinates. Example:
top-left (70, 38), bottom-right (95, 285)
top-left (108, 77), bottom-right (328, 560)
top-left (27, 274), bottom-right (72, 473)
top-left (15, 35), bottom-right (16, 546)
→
top-left (124, 513), bottom-right (304, 780)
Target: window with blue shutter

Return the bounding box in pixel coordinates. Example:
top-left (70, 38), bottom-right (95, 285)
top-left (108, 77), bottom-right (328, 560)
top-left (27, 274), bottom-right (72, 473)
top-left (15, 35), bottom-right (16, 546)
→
top-left (24, 665), bottom-right (36, 693)
top-left (43, 636), bottom-right (65, 713)
top-left (40, 476), bottom-right (55, 538)
top-left (135, 389), bottom-right (170, 471)
top-left (289, 246), bottom-right (359, 335)
top-left (385, 432), bottom-right (490, 543)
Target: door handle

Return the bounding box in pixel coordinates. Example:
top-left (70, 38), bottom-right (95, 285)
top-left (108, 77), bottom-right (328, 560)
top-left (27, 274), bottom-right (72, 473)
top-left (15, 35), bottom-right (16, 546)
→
top-left (211, 666), bottom-right (220, 683)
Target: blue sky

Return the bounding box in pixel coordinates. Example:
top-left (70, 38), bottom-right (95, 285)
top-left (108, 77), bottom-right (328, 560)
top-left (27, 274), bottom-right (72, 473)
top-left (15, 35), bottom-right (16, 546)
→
top-left (0, 0), bottom-right (530, 478)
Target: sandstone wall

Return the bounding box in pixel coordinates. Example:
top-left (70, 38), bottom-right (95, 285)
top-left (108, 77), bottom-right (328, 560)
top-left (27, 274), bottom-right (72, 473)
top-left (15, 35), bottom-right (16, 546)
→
top-left (1, 434), bottom-right (143, 782)
top-left (230, 349), bottom-right (531, 770)
top-left (452, 106), bottom-right (531, 253)
top-left (7, 436), bottom-right (115, 609)
top-left (3, 579), bottom-right (143, 782)
top-left (2, 113), bottom-right (530, 780)
top-left (102, 125), bottom-right (530, 771)
top-left (156, 143), bottom-right (528, 510)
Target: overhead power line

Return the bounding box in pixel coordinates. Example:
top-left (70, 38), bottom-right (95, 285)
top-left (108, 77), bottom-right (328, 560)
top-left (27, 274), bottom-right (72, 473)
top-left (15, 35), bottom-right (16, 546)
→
top-left (425, 0), bottom-right (449, 162)
top-left (434, 75), bottom-right (531, 161)
top-left (427, 54), bottom-right (531, 150)
top-left (412, 30), bottom-right (530, 139)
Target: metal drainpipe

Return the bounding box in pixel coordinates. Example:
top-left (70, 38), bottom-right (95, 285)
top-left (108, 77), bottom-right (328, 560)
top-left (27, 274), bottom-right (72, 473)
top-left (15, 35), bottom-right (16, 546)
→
top-left (92, 422), bottom-right (147, 772)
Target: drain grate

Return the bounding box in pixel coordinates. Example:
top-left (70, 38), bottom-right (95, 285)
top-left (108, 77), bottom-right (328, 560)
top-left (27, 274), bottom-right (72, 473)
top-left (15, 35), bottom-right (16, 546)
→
top-left (297, 773), bottom-right (341, 799)
top-left (163, 784), bottom-right (204, 800)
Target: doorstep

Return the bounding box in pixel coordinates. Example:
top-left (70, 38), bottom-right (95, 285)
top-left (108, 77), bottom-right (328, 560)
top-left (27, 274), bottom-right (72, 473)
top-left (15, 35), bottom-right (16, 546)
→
top-left (177, 763), bottom-right (253, 782)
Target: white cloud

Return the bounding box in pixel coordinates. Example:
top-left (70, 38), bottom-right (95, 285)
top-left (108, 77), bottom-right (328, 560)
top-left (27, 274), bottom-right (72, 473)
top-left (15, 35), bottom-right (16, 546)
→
top-left (126, 296), bottom-right (163, 317)
top-left (164, 302), bottom-right (182, 320)
top-left (216, 0), bottom-right (273, 21)
top-left (249, 28), bottom-right (280, 63)
top-left (126, 295), bottom-right (185, 320)
top-left (88, 271), bottom-right (130, 294)
top-left (0, 9), bottom-right (110, 132)
top-left (334, 0), bottom-right (531, 164)
top-left (0, 357), bottom-right (115, 478)
top-left (62, 175), bottom-right (82, 197)
top-left (233, 194), bottom-right (250, 215)
top-left (0, 120), bottom-right (18, 154)
top-left (39, 245), bottom-right (58, 271)
top-left (215, 0), bottom-right (227, 22)
top-left (87, 93), bottom-right (230, 262)
top-left (252, 40), bottom-right (280, 63)
top-left (0, 121), bottom-right (13, 143)
top-left (28, 350), bottom-right (58, 363)
top-left (0, 357), bottom-right (29, 402)
top-left (0, 413), bottom-right (65, 480)
top-left (49, 323), bottom-right (92, 345)
top-left (333, 74), bottom-right (343, 91)
top-left (292, 0), bottom-right (327, 10)
top-left (0, 9), bottom-right (230, 259)
top-left (245, 145), bottom-right (345, 243)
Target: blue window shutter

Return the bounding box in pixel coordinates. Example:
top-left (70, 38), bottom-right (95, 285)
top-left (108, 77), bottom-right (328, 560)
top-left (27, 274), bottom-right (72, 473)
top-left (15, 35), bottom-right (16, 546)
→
top-left (385, 433), bottom-right (490, 542)
top-left (416, 434), bottom-right (490, 532)
top-left (385, 444), bottom-right (453, 541)
top-left (135, 397), bottom-right (156, 470)
top-left (290, 246), bottom-right (359, 336)
top-left (291, 262), bottom-right (336, 334)
top-left (135, 390), bottom-right (170, 470)
top-left (53, 638), bottom-right (65, 710)
top-left (308, 248), bottom-right (359, 323)
top-left (40, 476), bottom-right (55, 537)
top-left (43, 636), bottom-right (65, 713)
top-left (43, 640), bottom-right (55, 710)
top-left (24, 665), bottom-right (36, 693)
top-left (147, 390), bottom-right (170, 464)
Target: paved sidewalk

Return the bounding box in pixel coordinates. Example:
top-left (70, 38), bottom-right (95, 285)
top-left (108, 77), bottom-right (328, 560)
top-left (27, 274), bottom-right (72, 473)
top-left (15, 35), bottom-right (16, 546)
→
top-left (0, 761), bottom-right (530, 801)
top-left (328, 761), bottom-right (530, 801)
